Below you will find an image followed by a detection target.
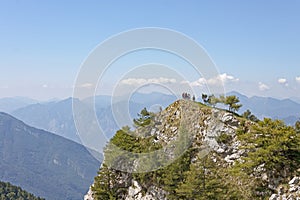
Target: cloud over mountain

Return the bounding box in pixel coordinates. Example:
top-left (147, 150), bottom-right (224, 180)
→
top-left (184, 73), bottom-right (239, 87)
top-left (258, 82), bottom-right (270, 91)
top-left (120, 77), bottom-right (177, 86)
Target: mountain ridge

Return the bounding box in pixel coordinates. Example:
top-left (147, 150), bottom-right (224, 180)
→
top-left (9, 91), bottom-right (300, 148)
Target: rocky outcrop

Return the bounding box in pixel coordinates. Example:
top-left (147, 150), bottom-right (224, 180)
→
top-left (125, 180), bottom-right (167, 200)
top-left (269, 177), bottom-right (300, 200)
top-left (85, 100), bottom-right (300, 200)
top-left (84, 186), bottom-right (94, 200)
top-left (85, 100), bottom-right (244, 199)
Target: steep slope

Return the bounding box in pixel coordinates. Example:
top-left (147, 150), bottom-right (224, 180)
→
top-left (12, 98), bottom-right (82, 143)
top-left (0, 112), bottom-right (101, 200)
top-left (87, 100), bottom-right (300, 199)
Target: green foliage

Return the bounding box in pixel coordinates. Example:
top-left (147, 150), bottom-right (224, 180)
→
top-left (219, 94), bottom-right (226, 104)
top-left (133, 108), bottom-right (153, 127)
top-left (242, 109), bottom-right (251, 118)
top-left (207, 95), bottom-right (220, 107)
top-left (216, 133), bottom-right (232, 144)
top-left (176, 156), bottom-right (224, 199)
top-left (242, 109), bottom-right (259, 122)
top-left (175, 160), bottom-right (204, 199)
top-left (0, 181), bottom-right (44, 200)
top-left (159, 150), bottom-right (193, 198)
top-left (109, 129), bottom-right (161, 153)
top-left (92, 125), bottom-right (163, 198)
top-left (295, 120), bottom-right (300, 133)
top-left (201, 94), bottom-right (242, 113)
top-left (202, 94), bottom-right (221, 107)
top-left (236, 118), bottom-right (300, 197)
top-left (92, 164), bottom-right (122, 200)
top-left (238, 118), bottom-right (300, 171)
top-left (175, 154), bottom-right (252, 200)
top-left (224, 95), bottom-right (242, 112)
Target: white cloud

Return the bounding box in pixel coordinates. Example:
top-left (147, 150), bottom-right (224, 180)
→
top-left (278, 78), bottom-right (287, 84)
top-left (278, 78), bottom-right (288, 87)
top-left (120, 77), bottom-right (176, 86)
top-left (218, 73), bottom-right (239, 83)
top-left (189, 78), bottom-right (206, 87)
top-left (296, 76), bottom-right (300, 83)
top-left (185, 73), bottom-right (239, 87)
top-left (79, 83), bottom-right (93, 88)
top-left (42, 84), bottom-right (48, 88)
top-left (121, 78), bottom-right (146, 85)
top-left (180, 80), bottom-right (190, 84)
top-left (258, 82), bottom-right (270, 91)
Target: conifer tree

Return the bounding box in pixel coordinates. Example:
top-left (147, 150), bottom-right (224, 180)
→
top-left (224, 95), bottom-right (242, 112)
top-left (92, 164), bottom-right (118, 200)
top-left (295, 120), bottom-right (300, 133)
top-left (133, 108), bottom-right (153, 127)
top-left (207, 95), bottom-right (220, 107)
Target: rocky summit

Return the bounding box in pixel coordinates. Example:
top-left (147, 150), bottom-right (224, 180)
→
top-left (86, 100), bottom-right (300, 200)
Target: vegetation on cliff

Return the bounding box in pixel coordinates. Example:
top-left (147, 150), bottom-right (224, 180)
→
top-left (0, 181), bottom-right (44, 200)
top-left (91, 99), bottom-right (300, 199)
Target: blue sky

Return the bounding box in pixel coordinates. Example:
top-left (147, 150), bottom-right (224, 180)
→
top-left (0, 0), bottom-right (300, 100)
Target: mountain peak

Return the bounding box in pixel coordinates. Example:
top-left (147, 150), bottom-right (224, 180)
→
top-left (87, 99), bottom-right (300, 200)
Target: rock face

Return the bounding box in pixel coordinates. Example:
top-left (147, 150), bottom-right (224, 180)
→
top-left (269, 176), bottom-right (300, 200)
top-left (125, 181), bottom-right (167, 200)
top-left (84, 187), bottom-right (94, 200)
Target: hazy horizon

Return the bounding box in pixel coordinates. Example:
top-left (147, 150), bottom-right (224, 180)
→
top-left (1, 90), bottom-right (300, 104)
top-left (1, 1), bottom-right (300, 100)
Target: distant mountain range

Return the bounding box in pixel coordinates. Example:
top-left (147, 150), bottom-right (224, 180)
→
top-left (11, 93), bottom-right (177, 144)
top-left (12, 98), bottom-right (83, 143)
top-left (0, 112), bottom-right (101, 200)
top-left (227, 91), bottom-right (300, 125)
top-left (291, 97), bottom-right (300, 104)
top-left (2, 91), bottom-right (299, 147)
top-left (0, 97), bottom-right (38, 113)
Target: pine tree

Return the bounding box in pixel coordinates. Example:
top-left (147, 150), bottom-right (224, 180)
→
top-left (295, 120), bottom-right (300, 133)
top-left (224, 95), bottom-right (242, 112)
top-left (236, 118), bottom-right (300, 197)
top-left (133, 108), bottom-right (153, 127)
top-left (176, 162), bottom-right (204, 199)
top-left (176, 155), bottom-right (233, 200)
top-left (242, 109), bottom-right (259, 122)
top-left (92, 164), bottom-right (118, 200)
top-left (207, 95), bottom-right (220, 107)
